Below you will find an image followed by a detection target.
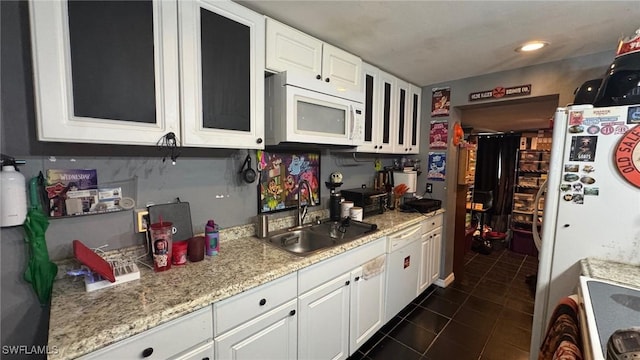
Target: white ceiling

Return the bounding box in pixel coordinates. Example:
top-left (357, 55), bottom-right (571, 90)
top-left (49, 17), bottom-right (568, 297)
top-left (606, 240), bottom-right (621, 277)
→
top-left (238, 0), bottom-right (640, 87)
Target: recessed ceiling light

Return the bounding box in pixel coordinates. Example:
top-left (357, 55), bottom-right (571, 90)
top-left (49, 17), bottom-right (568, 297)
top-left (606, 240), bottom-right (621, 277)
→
top-left (516, 41), bottom-right (549, 52)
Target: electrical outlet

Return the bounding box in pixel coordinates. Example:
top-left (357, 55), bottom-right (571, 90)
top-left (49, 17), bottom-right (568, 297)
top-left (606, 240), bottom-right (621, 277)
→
top-left (426, 183), bottom-right (433, 193)
top-left (135, 209), bottom-right (149, 233)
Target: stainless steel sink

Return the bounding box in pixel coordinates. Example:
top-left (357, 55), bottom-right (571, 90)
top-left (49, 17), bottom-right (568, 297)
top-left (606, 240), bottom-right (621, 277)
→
top-left (262, 219), bottom-right (378, 256)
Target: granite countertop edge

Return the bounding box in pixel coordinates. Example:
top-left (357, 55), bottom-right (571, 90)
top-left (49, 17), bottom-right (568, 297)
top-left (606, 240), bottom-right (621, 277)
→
top-left (49, 210), bottom-right (444, 360)
top-left (580, 257), bottom-right (640, 289)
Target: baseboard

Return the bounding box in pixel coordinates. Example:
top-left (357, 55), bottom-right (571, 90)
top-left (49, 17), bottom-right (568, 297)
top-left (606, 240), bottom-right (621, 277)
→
top-left (434, 272), bottom-right (455, 288)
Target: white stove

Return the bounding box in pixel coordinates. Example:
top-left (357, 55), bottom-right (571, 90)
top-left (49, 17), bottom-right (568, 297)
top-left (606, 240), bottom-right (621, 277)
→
top-left (579, 276), bottom-right (640, 360)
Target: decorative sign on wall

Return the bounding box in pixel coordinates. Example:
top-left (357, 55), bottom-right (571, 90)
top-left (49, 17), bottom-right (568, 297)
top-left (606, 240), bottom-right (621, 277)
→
top-left (431, 87), bottom-right (450, 117)
top-left (429, 121), bottom-right (448, 149)
top-left (427, 152), bottom-right (446, 181)
top-left (469, 84), bottom-right (531, 102)
top-left (257, 151), bottom-right (321, 213)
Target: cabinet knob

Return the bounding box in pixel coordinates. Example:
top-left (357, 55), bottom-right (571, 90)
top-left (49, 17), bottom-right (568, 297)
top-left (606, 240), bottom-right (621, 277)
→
top-left (325, 77), bottom-right (330, 83)
top-left (374, 145), bottom-right (378, 149)
top-left (354, 276), bottom-right (360, 282)
top-left (142, 347), bottom-right (154, 358)
top-left (259, 298), bottom-right (266, 306)
top-left (345, 280), bottom-right (350, 286)
top-left (289, 309), bottom-right (296, 316)
top-left (316, 74), bottom-right (322, 80)
top-left (563, 224), bottom-right (570, 228)
top-left (379, 145), bottom-right (383, 149)
top-left (256, 138), bottom-right (263, 144)
top-left (203, 358), bottom-right (210, 360)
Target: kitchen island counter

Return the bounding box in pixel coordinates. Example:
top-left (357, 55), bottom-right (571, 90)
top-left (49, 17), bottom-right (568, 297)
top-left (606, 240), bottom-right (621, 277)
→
top-left (48, 209), bottom-right (443, 360)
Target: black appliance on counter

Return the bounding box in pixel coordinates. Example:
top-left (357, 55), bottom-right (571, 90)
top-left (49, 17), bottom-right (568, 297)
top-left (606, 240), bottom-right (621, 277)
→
top-left (340, 188), bottom-right (386, 218)
top-left (402, 198), bottom-right (442, 214)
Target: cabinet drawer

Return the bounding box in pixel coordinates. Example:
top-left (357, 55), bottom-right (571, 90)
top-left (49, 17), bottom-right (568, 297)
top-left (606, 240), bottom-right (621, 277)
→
top-left (422, 213), bottom-right (443, 233)
top-left (298, 237), bottom-right (385, 295)
top-left (80, 306), bottom-right (213, 360)
top-left (214, 272), bottom-right (297, 336)
top-left (171, 340), bottom-right (213, 360)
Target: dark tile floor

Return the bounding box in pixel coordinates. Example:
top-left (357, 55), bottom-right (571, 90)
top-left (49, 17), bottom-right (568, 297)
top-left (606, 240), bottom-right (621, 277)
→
top-left (349, 248), bottom-right (539, 360)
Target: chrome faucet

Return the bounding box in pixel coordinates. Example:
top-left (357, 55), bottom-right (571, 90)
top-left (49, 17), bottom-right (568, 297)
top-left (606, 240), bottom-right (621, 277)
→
top-left (297, 180), bottom-right (316, 226)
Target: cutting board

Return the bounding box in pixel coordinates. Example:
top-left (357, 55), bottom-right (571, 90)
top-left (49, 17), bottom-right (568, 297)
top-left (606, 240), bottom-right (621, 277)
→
top-left (147, 202), bottom-right (194, 242)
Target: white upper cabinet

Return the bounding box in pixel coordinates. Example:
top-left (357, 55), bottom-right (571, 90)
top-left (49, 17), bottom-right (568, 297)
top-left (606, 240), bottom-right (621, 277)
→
top-left (358, 62), bottom-right (421, 154)
top-left (179, 0), bottom-right (265, 148)
top-left (29, 0), bottom-right (180, 145)
top-left (29, 0), bottom-right (265, 149)
top-left (265, 18), bottom-right (362, 96)
top-left (357, 66), bottom-right (396, 153)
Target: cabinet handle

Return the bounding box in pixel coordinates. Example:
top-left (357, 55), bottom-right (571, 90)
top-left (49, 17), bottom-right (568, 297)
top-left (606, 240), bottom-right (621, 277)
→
top-left (259, 298), bottom-right (266, 306)
top-left (345, 280), bottom-right (350, 286)
top-left (142, 347), bottom-right (154, 358)
top-left (325, 77), bottom-right (330, 83)
top-left (354, 276), bottom-right (360, 282)
top-left (289, 309), bottom-right (296, 316)
top-left (256, 138), bottom-right (263, 144)
top-left (316, 74), bottom-right (322, 80)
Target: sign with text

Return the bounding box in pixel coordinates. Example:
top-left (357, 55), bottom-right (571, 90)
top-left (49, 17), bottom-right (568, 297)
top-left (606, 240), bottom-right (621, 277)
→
top-left (469, 84), bottom-right (531, 102)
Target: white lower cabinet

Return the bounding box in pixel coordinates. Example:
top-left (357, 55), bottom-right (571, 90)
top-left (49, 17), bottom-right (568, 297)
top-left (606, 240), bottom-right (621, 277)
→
top-left (418, 215), bottom-right (444, 294)
top-left (349, 266), bottom-right (386, 352)
top-left (79, 306), bottom-right (213, 360)
top-left (298, 273), bottom-right (351, 360)
top-left (214, 299), bottom-right (297, 360)
top-left (172, 341), bottom-right (214, 360)
top-left (298, 237), bottom-right (387, 359)
top-left (213, 272), bottom-right (298, 360)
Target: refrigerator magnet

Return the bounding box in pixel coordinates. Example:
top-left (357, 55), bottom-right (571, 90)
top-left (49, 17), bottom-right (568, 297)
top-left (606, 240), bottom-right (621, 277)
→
top-left (569, 136), bottom-right (598, 162)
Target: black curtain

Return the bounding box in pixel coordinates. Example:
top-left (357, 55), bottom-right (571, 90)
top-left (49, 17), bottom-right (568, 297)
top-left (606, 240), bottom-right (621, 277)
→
top-left (475, 133), bottom-right (521, 232)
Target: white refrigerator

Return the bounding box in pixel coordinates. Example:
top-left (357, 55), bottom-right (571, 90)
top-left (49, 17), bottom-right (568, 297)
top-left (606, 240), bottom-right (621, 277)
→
top-left (530, 104), bottom-right (640, 355)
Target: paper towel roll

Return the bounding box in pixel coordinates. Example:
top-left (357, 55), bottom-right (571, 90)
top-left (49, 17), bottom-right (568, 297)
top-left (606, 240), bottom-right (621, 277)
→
top-left (341, 201), bottom-right (354, 218)
top-left (349, 206), bottom-right (363, 221)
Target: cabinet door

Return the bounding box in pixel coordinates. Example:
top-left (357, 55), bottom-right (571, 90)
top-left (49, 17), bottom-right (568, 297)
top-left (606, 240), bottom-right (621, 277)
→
top-left (349, 266), bottom-right (386, 355)
top-left (215, 299), bottom-right (297, 360)
top-left (418, 232), bottom-right (432, 294)
top-left (377, 70), bottom-right (396, 154)
top-left (171, 341), bottom-right (214, 360)
top-left (29, 0), bottom-right (180, 145)
top-left (430, 228), bottom-right (442, 284)
top-left (179, 0), bottom-right (265, 148)
top-left (393, 79), bottom-right (410, 153)
top-left (298, 273), bottom-right (350, 360)
top-left (407, 85), bottom-right (422, 154)
top-left (357, 63), bottom-right (380, 153)
top-left (321, 43), bottom-right (363, 94)
top-left (418, 227), bottom-right (442, 294)
top-left (265, 18), bottom-right (323, 77)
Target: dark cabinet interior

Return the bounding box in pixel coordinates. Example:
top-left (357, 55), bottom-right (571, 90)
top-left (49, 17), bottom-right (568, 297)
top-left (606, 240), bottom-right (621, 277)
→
top-left (200, 7), bottom-right (250, 132)
top-left (68, 0), bottom-right (156, 123)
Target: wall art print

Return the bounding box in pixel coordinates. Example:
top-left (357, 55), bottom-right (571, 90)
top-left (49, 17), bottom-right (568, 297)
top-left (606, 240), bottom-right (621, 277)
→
top-left (427, 152), bottom-right (446, 181)
top-left (257, 151), bottom-right (321, 213)
top-left (431, 87), bottom-right (450, 117)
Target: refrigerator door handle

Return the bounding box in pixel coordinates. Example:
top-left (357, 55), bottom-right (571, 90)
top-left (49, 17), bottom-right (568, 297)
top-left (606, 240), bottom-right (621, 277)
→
top-left (532, 179), bottom-right (547, 251)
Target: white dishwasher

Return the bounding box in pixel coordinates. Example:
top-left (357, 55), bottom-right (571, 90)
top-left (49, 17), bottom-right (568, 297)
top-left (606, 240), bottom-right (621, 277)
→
top-left (384, 222), bottom-right (423, 322)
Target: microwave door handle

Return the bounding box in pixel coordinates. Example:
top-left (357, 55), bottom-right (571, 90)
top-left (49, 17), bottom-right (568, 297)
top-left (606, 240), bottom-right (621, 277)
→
top-left (348, 105), bottom-right (355, 140)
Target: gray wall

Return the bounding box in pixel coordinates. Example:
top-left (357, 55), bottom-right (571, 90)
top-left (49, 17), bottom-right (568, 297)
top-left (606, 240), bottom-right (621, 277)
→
top-left (418, 50), bottom-right (614, 280)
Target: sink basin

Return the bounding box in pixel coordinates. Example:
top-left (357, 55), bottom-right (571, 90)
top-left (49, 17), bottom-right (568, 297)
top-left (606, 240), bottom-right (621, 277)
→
top-left (263, 219), bottom-right (377, 256)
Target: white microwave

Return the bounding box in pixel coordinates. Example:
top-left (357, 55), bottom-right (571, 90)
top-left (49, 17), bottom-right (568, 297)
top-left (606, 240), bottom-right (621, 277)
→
top-left (265, 72), bottom-right (364, 146)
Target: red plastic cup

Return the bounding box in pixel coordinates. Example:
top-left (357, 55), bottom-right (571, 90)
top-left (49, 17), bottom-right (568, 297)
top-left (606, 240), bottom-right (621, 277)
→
top-left (172, 241), bottom-right (188, 265)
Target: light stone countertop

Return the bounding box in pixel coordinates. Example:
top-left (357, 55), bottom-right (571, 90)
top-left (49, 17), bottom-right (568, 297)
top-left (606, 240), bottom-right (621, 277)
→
top-left (48, 209), bottom-right (443, 360)
top-left (580, 257), bottom-right (640, 289)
